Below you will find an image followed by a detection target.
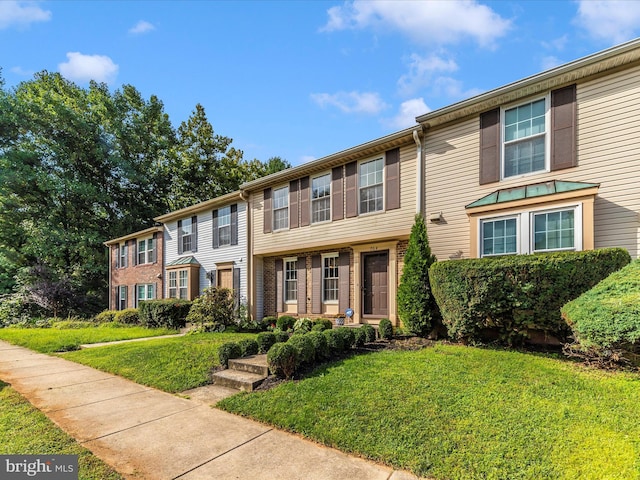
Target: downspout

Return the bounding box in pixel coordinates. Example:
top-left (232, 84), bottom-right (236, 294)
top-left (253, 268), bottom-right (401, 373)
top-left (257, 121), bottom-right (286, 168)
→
top-left (239, 190), bottom-right (252, 320)
top-left (107, 246), bottom-right (112, 310)
top-left (413, 127), bottom-right (424, 216)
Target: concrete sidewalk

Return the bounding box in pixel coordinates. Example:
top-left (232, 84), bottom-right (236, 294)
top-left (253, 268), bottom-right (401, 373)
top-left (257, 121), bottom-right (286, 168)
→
top-left (0, 341), bottom-right (419, 480)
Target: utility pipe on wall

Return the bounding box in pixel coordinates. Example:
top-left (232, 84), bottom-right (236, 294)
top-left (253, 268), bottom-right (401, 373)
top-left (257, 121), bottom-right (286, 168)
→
top-left (413, 127), bottom-right (424, 216)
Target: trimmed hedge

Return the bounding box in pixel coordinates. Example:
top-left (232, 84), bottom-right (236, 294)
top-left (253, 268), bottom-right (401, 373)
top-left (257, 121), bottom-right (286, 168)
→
top-left (562, 258), bottom-right (640, 351)
top-left (113, 308), bottom-right (139, 325)
top-left (93, 310), bottom-right (116, 324)
top-left (267, 342), bottom-right (298, 379)
top-left (323, 328), bottom-right (345, 354)
top-left (313, 318), bottom-right (334, 331)
top-left (275, 330), bottom-right (290, 343)
top-left (256, 332), bottom-right (276, 354)
top-left (429, 248), bottom-right (631, 344)
top-left (378, 319), bottom-right (393, 340)
top-left (306, 331), bottom-right (330, 360)
top-left (335, 327), bottom-right (355, 349)
top-left (287, 334), bottom-right (315, 365)
top-left (218, 342), bottom-right (242, 367)
top-left (360, 324), bottom-right (376, 343)
top-left (238, 338), bottom-right (259, 357)
top-left (138, 299), bottom-right (191, 329)
top-left (276, 315), bottom-right (296, 331)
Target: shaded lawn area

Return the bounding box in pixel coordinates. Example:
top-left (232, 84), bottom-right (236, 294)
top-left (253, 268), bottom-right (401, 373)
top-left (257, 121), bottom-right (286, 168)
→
top-left (0, 326), bottom-right (177, 353)
top-left (62, 332), bottom-right (257, 393)
top-left (219, 344), bottom-right (640, 480)
top-left (0, 381), bottom-right (122, 480)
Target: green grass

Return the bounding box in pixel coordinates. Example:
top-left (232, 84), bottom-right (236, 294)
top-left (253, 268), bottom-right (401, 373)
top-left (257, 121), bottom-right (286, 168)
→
top-left (0, 325), bottom-right (177, 353)
top-left (219, 344), bottom-right (640, 480)
top-left (0, 381), bottom-right (122, 480)
top-left (63, 332), bottom-right (257, 393)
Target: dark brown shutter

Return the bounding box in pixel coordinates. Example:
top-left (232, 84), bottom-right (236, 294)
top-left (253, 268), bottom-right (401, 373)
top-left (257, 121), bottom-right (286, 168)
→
top-left (177, 220), bottom-right (183, 255)
top-left (263, 188), bottom-right (272, 234)
top-left (299, 177), bottom-right (310, 227)
top-left (332, 166), bottom-right (344, 221)
top-left (210, 268), bottom-right (217, 287)
top-left (385, 148), bottom-right (400, 210)
top-left (311, 255), bottom-right (322, 314)
top-left (297, 257), bottom-right (307, 314)
top-left (345, 161), bottom-right (358, 218)
top-left (275, 258), bottom-right (283, 313)
top-left (233, 267), bottom-right (241, 309)
top-left (151, 233), bottom-right (158, 263)
top-left (338, 251), bottom-right (350, 313)
top-left (131, 239), bottom-right (137, 266)
top-left (212, 209), bottom-right (219, 249)
top-left (551, 84), bottom-right (577, 171)
top-left (289, 180), bottom-right (299, 229)
top-left (479, 108), bottom-right (500, 185)
top-left (231, 204), bottom-right (238, 246)
top-left (191, 216), bottom-right (198, 252)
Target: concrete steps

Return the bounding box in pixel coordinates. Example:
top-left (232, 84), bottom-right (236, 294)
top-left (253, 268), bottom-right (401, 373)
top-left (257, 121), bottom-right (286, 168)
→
top-left (212, 355), bottom-right (268, 391)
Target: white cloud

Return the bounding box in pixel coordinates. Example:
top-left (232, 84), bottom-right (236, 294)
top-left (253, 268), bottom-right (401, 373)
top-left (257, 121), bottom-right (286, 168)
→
top-left (575, 0), bottom-right (640, 44)
top-left (129, 20), bottom-right (155, 34)
top-left (540, 55), bottom-right (562, 71)
top-left (398, 53), bottom-right (458, 95)
top-left (431, 76), bottom-right (483, 100)
top-left (0, 0), bottom-right (51, 29)
top-left (321, 0), bottom-right (510, 47)
top-left (58, 52), bottom-right (119, 84)
top-left (310, 91), bottom-right (389, 114)
top-left (387, 98), bottom-right (430, 129)
top-left (541, 34), bottom-right (569, 52)
top-left (10, 65), bottom-right (33, 76)
top-left (299, 155), bottom-right (317, 164)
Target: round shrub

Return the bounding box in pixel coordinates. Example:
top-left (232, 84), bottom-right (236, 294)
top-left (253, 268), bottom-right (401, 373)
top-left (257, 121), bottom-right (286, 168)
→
top-left (313, 318), bottom-right (334, 331)
top-left (360, 324), bottom-right (376, 343)
top-left (353, 328), bottom-right (366, 348)
top-left (378, 318), bottom-right (393, 340)
top-left (267, 342), bottom-right (298, 379)
top-left (323, 328), bottom-right (345, 354)
top-left (114, 308), bottom-right (139, 325)
top-left (256, 332), bottom-right (276, 354)
top-left (218, 342), bottom-right (242, 368)
top-left (238, 338), bottom-right (259, 357)
top-left (336, 327), bottom-right (356, 349)
top-left (275, 330), bottom-right (290, 343)
top-left (306, 331), bottom-right (330, 360)
top-left (93, 310), bottom-right (116, 324)
top-left (276, 315), bottom-right (296, 331)
top-left (263, 316), bottom-right (278, 329)
top-left (186, 287), bottom-right (234, 327)
top-left (287, 334), bottom-right (315, 365)
top-left (293, 317), bottom-right (313, 334)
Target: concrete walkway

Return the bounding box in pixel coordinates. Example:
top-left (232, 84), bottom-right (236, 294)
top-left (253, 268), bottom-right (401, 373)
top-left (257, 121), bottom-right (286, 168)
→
top-left (79, 333), bottom-right (186, 349)
top-left (0, 341), bottom-right (420, 480)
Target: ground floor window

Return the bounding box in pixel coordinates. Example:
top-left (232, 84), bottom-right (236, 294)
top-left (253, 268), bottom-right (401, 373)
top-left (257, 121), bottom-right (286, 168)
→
top-left (118, 285), bottom-right (127, 310)
top-left (168, 271), bottom-right (177, 298)
top-left (136, 284), bottom-right (155, 306)
top-left (284, 258), bottom-right (297, 302)
top-left (482, 217), bottom-right (518, 256)
top-left (179, 270), bottom-right (188, 299)
top-left (322, 253), bottom-right (339, 302)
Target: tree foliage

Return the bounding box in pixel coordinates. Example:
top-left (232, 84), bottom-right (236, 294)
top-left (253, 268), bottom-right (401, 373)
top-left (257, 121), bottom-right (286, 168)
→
top-left (397, 214), bottom-right (438, 336)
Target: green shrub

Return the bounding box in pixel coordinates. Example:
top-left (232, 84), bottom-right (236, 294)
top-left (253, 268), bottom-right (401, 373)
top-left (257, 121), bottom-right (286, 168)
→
top-left (378, 319), bottom-right (393, 340)
top-left (138, 299), bottom-right (191, 329)
top-left (306, 331), bottom-right (330, 360)
top-left (93, 310), bottom-right (116, 324)
top-left (238, 338), bottom-right (259, 357)
top-left (336, 327), bottom-right (356, 349)
top-left (323, 328), bottom-right (345, 354)
top-left (218, 342), bottom-right (242, 368)
top-left (267, 342), bottom-right (298, 379)
top-left (0, 293), bottom-right (46, 327)
top-left (275, 330), bottom-right (290, 343)
top-left (276, 315), bottom-right (296, 331)
top-left (293, 317), bottom-right (313, 334)
top-left (562, 258), bottom-right (640, 352)
top-left (263, 316), bottom-right (278, 329)
top-left (313, 318), bottom-right (333, 331)
top-left (186, 287), bottom-right (234, 328)
top-left (257, 332), bottom-right (277, 354)
top-left (429, 248), bottom-right (631, 345)
top-left (287, 334), bottom-right (315, 365)
top-left (353, 328), bottom-right (366, 348)
top-left (397, 214), bottom-right (439, 336)
top-left (113, 308), bottom-right (139, 325)
top-left (360, 324), bottom-right (376, 343)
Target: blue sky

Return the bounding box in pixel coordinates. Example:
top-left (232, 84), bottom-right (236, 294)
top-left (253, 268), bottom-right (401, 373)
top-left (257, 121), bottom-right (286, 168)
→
top-left (2, 1), bottom-right (640, 166)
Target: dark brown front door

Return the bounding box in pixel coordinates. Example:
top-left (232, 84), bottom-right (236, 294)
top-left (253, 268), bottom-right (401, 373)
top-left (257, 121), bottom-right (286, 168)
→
top-left (362, 252), bottom-right (388, 316)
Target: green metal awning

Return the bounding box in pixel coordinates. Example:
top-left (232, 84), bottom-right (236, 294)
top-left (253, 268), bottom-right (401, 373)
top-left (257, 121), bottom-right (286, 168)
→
top-left (166, 256), bottom-right (200, 266)
top-left (466, 180), bottom-right (600, 209)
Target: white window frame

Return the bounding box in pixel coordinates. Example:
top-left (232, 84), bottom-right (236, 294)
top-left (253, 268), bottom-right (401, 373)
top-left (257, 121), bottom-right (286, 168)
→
top-left (284, 257), bottom-right (297, 303)
top-left (480, 215), bottom-right (520, 257)
top-left (322, 252), bottom-right (339, 304)
top-left (358, 156), bottom-right (385, 215)
top-left (218, 206), bottom-right (232, 246)
top-left (181, 218), bottom-right (193, 253)
top-left (119, 244), bottom-right (128, 268)
top-left (137, 237), bottom-right (154, 265)
top-left (118, 285), bottom-right (127, 310)
top-left (136, 284), bottom-right (155, 307)
top-left (272, 185), bottom-right (289, 231)
top-left (501, 94), bottom-right (550, 180)
top-left (179, 270), bottom-right (188, 300)
top-left (168, 271), bottom-right (177, 298)
top-left (477, 203), bottom-right (582, 258)
top-left (311, 173), bottom-right (331, 224)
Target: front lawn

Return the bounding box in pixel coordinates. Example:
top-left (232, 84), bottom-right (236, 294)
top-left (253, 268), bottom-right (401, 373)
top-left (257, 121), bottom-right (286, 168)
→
top-left (0, 381), bottom-right (122, 480)
top-left (63, 332), bottom-right (257, 393)
top-left (0, 325), bottom-right (177, 353)
top-left (219, 344), bottom-right (640, 480)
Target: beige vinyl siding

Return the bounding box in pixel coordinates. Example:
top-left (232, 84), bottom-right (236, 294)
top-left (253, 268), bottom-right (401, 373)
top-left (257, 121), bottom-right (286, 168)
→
top-left (426, 66), bottom-right (640, 260)
top-left (252, 143), bottom-right (417, 255)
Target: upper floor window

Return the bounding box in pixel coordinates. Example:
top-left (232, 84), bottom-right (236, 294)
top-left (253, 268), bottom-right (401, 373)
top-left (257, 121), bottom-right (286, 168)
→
top-left (179, 217), bottom-right (197, 253)
top-left (273, 186), bottom-right (289, 231)
top-left (322, 253), bottom-right (339, 303)
top-left (218, 206), bottom-right (231, 246)
top-left (503, 98), bottom-right (547, 178)
top-left (119, 244), bottom-right (128, 268)
top-left (359, 158), bottom-right (384, 214)
top-left (311, 174), bottom-right (331, 223)
top-left (137, 237), bottom-right (155, 264)
top-left (284, 258), bottom-right (297, 302)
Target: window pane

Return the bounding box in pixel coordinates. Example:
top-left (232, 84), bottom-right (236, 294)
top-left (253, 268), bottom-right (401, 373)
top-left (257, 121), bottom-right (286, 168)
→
top-left (323, 256), bottom-right (339, 301)
top-left (504, 99), bottom-right (546, 178)
top-left (482, 218), bottom-right (517, 256)
top-left (533, 210), bottom-right (574, 252)
top-left (285, 260), bottom-right (297, 302)
top-left (219, 225), bottom-right (231, 245)
top-left (273, 208), bottom-right (288, 230)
